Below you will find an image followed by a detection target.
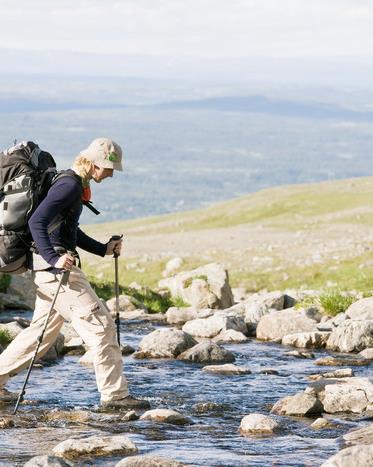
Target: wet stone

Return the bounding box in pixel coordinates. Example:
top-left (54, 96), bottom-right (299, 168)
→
top-left (202, 363), bottom-right (251, 375)
top-left (259, 368), bottom-right (280, 375)
top-left (121, 344), bottom-right (135, 355)
top-left (0, 416), bottom-right (14, 428)
top-left (120, 410), bottom-right (139, 421)
top-left (240, 413), bottom-right (280, 434)
top-left (344, 424), bottom-right (373, 446)
top-left (52, 435), bottom-right (137, 459)
top-left (284, 350), bottom-right (315, 359)
top-left (42, 409), bottom-right (91, 424)
top-left (315, 355), bottom-right (372, 366)
top-left (193, 402), bottom-right (229, 413)
top-left (140, 409), bottom-right (191, 425)
top-left (24, 456), bottom-right (73, 467)
top-left (310, 417), bottom-right (334, 429)
top-left (308, 368), bottom-right (354, 380)
top-left (116, 455), bottom-right (185, 467)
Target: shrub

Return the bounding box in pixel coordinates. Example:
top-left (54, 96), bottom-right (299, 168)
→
top-left (295, 290), bottom-right (357, 317)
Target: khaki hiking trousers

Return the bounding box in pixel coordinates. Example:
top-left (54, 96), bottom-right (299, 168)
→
top-left (0, 266), bottom-right (128, 402)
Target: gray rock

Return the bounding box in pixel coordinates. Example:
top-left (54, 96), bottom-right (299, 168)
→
top-left (326, 320), bottom-right (373, 352)
top-left (317, 312), bottom-right (347, 332)
top-left (24, 456), bottom-right (73, 467)
top-left (62, 337), bottom-right (85, 356)
top-left (310, 418), bottom-right (333, 429)
top-left (159, 262), bottom-right (234, 309)
top-left (284, 350), bottom-right (315, 359)
top-left (7, 271), bottom-right (36, 310)
top-left (359, 348), bottom-right (373, 359)
top-left (213, 329), bottom-right (248, 343)
top-left (0, 321), bottom-right (23, 339)
top-left (0, 293), bottom-right (33, 310)
top-left (240, 413), bottom-right (279, 434)
top-left (120, 410), bottom-right (139, 422)
top-left (162, 257), bottom-right (184, 277)
top-left (168, 307), bottom-right (214, 325)
top-left (135, 328), bottom-right (196, 358)
top-left (256, 308), bottom-right (318, 342)
top-left (321, 444), bottom-right (373, 467)
top-left (202, 364), bottom-right (251, 375)
top-left (244, 291), bottom-right (286, 325)
top-left (315, 355), bottom-right (371, 366)
top-left (344, 424), bottom-right (373, 446)
top-left (106, 294), bottom-right (138, 313)
top-left (116, 455), bottom-right (185, 467)
top-left (308, 368), bottom-right (354, 381)
top-left (140, 409), bottom-right (190, 425)
top-left (177, 342), bottom-right (235, 364)
top-left (52, 435), bottom-right (137, 459)
top-left (282, 331), bottom-right (330, 349)
top-left (182, 313), bottom-right (247, 338)
top-left (346, 297), bottom-right (373, 320)
top-left (271, 391), bottom-right (323, 416)
top-left (322, 377), bottom-right (373, 414)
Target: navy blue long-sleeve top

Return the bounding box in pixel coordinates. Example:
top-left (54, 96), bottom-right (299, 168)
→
top-left (29, 171), bottom-right (106, 267)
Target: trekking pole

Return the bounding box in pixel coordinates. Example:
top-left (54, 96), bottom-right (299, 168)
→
top-left (13, 270), bottom-right (69, 414)
top-left (110, 234), bottom-right (123, 346)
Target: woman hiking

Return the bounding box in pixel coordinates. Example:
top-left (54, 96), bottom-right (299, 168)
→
top-left (0, 138), bottom-right (150, 410)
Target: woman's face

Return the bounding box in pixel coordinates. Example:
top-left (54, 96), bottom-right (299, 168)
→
top-left (92, 166), bottom-right (114, 183)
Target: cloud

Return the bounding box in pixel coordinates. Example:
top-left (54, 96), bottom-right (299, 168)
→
top-left (0, 0), bottom-right (372, 59)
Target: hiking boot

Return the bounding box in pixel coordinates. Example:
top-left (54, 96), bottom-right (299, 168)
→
top-left (0, 388), bottom-right (18, 403)
top-left (101, 395), bottom-right (150, 410)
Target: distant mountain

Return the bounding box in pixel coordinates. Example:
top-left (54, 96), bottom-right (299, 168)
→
top-left (0, 98), bottom-right (127, 113)
top-left (154, 96), bottom-right (373, 121)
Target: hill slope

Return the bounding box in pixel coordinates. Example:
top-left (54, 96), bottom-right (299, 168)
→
top-left (82, 176), bottom-right (373, 292)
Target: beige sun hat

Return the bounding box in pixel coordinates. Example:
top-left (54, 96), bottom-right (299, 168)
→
top-left (80, 138), bottom-right (123, 171)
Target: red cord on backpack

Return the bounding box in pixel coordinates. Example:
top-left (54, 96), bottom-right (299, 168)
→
top-left (82, 186), bottom-right (91, 202)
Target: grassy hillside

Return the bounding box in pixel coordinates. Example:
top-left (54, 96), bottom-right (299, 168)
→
top-left (81, 176), bottom-right (373, 294)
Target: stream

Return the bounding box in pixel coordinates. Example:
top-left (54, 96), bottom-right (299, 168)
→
top-left (0, 312), bottom-right (371, 466)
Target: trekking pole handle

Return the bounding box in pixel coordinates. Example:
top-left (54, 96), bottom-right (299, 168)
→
top-left (109, 234), bottom-right (123, 258)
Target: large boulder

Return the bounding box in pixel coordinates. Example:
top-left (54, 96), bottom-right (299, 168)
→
top-left (321, 445), bottom-right (373, 467)
top-left (116, 456), bottom-right (185, 467)
top-left (344, 424), bottom-right (373, 446)
top-left (7, 271), bottom-right (36, 310)
top-left (240, 413), bottom-right (280, 434)
top-left (53, 435), bottom-right (137, 459)
top-left (106, 295), bottom-right (138, 313)
top-left (271, 391), bottom-right (323, 416)
top-left (177, 342), bottom-right (235, 364)
top-left (281, 332), bottom-right (330, 349)
top-left (322, 377), bottom-right (373, 414)
top-left (346, 297), bottom-right (373, 320)
top-left (134, 328), bottom-right (196, 358)
top-left (165, 307), bottom-right (213, 325)
top-left (182, 313), bottom-right (247, 338)
top-left (158, 263), bottom-right (234, 309)
top-left (326, 320), bottom-right (373, 352)
top-left (256, 308), bottom-right (318, 342)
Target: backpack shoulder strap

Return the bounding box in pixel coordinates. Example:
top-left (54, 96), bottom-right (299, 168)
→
top-left (52, 170), bottom-right (100, 216)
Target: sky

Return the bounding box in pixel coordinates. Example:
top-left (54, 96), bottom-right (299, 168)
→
top-left (0, 0), bottom-right (373, 60)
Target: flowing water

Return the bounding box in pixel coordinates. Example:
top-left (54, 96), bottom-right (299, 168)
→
top-left (0, 313), bottom-right (371, 466)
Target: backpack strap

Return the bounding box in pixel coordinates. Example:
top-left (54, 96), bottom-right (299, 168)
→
top-left (52, 170), bottom-right (100, 216)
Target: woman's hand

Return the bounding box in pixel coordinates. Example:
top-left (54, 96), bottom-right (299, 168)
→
top-left (54, 253), bottom-right (75, 270)
top-left (106, 238), bottom-right (123, 256)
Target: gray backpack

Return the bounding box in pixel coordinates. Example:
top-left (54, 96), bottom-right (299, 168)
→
top-left (0, 141), bottom-right (57, 273)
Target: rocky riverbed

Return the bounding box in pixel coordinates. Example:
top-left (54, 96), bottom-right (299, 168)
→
top-left (0, 264), bottom-right (372, 466)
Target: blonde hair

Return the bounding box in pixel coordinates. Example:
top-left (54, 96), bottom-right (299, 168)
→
top-left (72, 155), bottom-right (94, 182)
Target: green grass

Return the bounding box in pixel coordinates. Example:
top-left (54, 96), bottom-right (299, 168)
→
top-left (83, 176), bottom-right (373, 236)
top-left (0, 328), bottom-right (12, 347)
top-left (296, 290), bottom-right (358, 317)
top-left (88, 278), bottom-right (189, 313)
